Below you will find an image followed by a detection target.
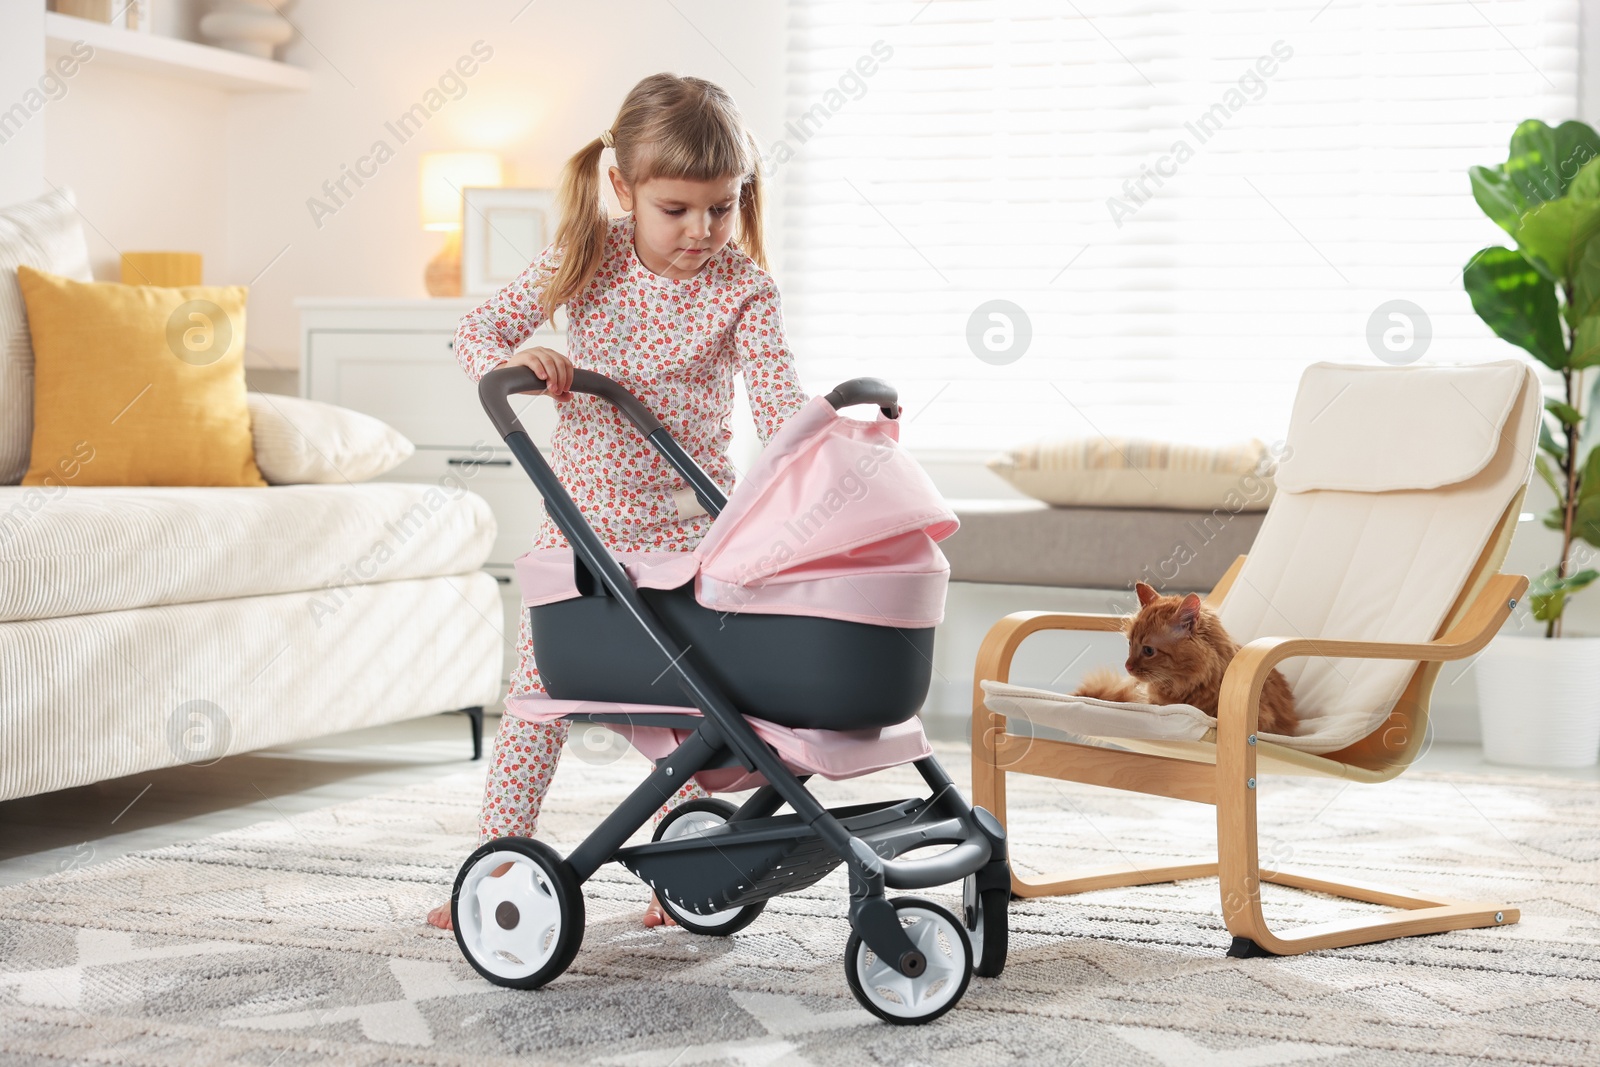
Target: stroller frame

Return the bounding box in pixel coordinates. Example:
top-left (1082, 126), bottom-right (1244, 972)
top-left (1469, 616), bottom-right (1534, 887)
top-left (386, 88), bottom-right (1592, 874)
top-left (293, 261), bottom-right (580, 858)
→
top-left (454, 365), bottom-right (1010, 1024)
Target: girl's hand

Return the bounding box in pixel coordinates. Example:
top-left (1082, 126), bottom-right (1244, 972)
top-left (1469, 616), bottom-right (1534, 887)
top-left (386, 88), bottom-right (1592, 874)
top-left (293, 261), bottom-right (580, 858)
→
top-left (508, 346), bottom-right (573, 399)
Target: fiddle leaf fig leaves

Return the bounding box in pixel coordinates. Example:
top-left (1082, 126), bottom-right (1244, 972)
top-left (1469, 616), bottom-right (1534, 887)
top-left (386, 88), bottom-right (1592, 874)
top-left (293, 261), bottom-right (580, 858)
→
top-left (1463, 246), bottom-right (1568, 369)
top-left (1504, 119), bottom-right (1600, 207)
top-left (1515, 197), bottom-right (1600, 285)
top-left (1460, 120), bottom-right (1600, 624)
top-left (1471, 166), bottom-right (1529, 237)
top-left (1529, 566), bottom-right (1600, 623)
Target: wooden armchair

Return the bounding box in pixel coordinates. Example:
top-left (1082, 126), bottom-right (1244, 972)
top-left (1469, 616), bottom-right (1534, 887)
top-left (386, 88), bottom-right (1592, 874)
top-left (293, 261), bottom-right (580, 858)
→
top-left (971, 360), bottom-right (1541, 956)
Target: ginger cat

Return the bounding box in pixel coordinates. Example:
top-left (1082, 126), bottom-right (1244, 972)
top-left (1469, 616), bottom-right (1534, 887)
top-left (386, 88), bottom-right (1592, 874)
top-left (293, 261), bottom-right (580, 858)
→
top-left (1074, 581), bottom-right (1299, 735)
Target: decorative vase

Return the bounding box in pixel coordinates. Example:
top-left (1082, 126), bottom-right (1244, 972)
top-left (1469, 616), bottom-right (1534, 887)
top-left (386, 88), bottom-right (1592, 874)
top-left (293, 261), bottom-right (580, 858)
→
top-left (199, 0), bottom-right (293, 60)
top-left (1473, 634), bottom-right (1600, 768)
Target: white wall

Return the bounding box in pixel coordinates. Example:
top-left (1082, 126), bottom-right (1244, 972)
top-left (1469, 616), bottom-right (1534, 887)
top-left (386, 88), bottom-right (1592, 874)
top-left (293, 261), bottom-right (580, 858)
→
top-left (0, 2), bottom-right (47, 204)
top-left (45, 65), bottom-right (232, 283)
top-left (42, 1), bottom-right (786, 376)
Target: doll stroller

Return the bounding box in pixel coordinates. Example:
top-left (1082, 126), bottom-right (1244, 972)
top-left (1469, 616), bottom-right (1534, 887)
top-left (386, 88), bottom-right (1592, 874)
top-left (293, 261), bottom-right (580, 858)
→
top-left (450, 365), bottom-right (1011, 1025)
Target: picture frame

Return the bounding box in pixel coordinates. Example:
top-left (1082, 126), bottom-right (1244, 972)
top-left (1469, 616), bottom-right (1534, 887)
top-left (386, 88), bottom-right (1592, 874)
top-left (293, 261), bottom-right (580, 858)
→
top-left (461, 187), bottom-right (556, 296)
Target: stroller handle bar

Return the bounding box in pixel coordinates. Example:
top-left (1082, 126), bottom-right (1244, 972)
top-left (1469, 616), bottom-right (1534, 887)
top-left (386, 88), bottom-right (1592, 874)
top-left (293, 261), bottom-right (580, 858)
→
top-left (479, 365), bottom-right (664, 441)
top-left (823, 377), bottom-right (901, 420)
top-left (480, 364), bottom-right (727, 517)
top-left (478, 366), bottom-right (902, 519)
top-left (479, 365), bottom-right (901, 441)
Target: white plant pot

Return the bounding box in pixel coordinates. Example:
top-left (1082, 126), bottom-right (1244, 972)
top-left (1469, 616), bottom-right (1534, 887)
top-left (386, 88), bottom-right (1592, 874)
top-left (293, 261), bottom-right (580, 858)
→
top-left (1473, 633), bottom-right (1600, 768)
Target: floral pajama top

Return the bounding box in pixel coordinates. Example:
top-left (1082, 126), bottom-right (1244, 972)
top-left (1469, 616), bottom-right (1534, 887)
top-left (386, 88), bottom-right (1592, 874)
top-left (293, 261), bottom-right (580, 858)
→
top-left (455, 212), bottom-right (808, 559)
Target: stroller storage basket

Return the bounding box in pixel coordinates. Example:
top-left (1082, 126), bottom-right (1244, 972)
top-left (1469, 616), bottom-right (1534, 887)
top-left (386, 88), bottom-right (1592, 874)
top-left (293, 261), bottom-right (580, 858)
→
top-left (616, 796), bottom-right (976, 915)
top-left (530, 582), bottom-right (934, 730)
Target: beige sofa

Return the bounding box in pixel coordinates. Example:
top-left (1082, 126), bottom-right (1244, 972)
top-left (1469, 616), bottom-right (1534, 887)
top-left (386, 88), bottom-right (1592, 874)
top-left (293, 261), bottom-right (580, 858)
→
top-left (0, 190), bottom-right (502, 802)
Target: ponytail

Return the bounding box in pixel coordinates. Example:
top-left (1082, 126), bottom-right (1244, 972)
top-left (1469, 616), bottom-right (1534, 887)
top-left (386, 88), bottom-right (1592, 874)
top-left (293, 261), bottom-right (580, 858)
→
top-left (541, 136), bottom-right (610, 316)
top-left (735, 131), bottom-right (767, 271)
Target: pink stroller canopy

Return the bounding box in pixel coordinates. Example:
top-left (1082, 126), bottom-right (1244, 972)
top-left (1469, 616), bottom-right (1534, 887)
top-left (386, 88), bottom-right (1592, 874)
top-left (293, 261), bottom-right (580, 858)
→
top-left (515, 395), bottom-right (959, 627)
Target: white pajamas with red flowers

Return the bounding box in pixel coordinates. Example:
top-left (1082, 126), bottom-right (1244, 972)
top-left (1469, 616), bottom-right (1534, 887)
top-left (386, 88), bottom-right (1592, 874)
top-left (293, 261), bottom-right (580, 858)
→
top-left (455, 214), bottom-right (808, 843)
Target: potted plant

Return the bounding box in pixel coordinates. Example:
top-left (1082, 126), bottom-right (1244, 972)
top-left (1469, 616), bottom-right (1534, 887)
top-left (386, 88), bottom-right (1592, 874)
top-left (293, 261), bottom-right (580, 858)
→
top-left (1463, 118), bottom-right (1600, 767)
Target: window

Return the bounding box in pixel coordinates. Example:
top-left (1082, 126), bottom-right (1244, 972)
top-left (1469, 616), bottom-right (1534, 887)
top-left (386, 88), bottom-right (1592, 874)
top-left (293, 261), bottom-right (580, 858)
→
top-left (775, 0), bottom-right (1580, 452)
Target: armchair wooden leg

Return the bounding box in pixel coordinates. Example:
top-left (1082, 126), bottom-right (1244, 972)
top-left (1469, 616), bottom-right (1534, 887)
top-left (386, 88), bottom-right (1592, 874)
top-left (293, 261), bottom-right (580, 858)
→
top-left (976, 722), bottom-right (1220, 897)
top-left (970, 699), bottom-right (1007, 825)
top-left (1014, 861), bottom-right (1220, 898)
top-left (1224, 884), bottom-right (1519, 957)
top-left (1214, 760), bottom-right (1518, 956)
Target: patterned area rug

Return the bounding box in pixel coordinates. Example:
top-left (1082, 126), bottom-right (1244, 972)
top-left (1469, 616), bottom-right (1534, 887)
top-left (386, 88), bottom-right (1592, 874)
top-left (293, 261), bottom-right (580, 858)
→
top-left (0, 745), bottom-right (1596, 1066)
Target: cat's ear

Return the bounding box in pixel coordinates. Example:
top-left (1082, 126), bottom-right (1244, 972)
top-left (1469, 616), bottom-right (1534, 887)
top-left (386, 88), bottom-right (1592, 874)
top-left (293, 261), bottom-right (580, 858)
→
top-left (1178, 593), bottom-right (1202, 631)
top-left (1135, 581), bottom-right (1159, 606)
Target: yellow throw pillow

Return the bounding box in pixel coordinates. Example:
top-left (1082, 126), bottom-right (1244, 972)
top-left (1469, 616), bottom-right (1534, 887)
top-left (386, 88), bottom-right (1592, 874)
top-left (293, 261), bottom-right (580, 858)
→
top-left (18, 266), bottom-right (266, 488)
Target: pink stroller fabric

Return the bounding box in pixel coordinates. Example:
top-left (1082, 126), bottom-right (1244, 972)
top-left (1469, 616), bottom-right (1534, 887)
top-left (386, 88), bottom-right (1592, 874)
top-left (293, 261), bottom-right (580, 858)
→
top-left (505, 694), bottom-right (935, 793)
top-left (514, 395), bottom-right (960, 627)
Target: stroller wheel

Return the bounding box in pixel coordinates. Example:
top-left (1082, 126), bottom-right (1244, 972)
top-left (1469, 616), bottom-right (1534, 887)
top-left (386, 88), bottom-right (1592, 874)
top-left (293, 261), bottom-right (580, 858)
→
top-left (451, 837), bottom-right (584, 990)
top-left (963, 873), bottom-right (1009, 978)
top-left (844, 897), bottom-right (972, 1025)
top-left (650, 799), bottom-right (767, 936)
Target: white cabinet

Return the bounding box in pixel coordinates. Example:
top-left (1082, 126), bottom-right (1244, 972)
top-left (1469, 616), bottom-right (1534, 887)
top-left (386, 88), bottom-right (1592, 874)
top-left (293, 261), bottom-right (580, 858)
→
top-left (297, 297), bottom-right (563, 688)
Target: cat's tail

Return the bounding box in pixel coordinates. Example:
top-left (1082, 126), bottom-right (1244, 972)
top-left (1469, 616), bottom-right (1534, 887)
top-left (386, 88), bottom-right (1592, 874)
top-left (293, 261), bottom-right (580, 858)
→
top-left (1073, 667), bottom-right (1144, 703)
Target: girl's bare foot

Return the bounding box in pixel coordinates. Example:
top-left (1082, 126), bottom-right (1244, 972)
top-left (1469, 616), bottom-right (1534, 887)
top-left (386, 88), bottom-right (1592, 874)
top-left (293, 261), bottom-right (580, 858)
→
top-left (428, 862), bottom-right (514, 931)
top-left (642, 895), bottom-right (678, 928)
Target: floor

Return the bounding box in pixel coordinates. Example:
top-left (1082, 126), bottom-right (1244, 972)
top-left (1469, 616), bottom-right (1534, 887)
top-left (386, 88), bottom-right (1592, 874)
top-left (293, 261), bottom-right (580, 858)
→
top-left (1, 712), bottom-right (1595, 888)
top-left (0, 711), bottom-right (482, 887)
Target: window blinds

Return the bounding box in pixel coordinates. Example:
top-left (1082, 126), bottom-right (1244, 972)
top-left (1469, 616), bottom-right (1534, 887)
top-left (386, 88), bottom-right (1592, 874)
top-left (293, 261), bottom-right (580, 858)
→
top-left (775, 0), bottom-right (1580, 452)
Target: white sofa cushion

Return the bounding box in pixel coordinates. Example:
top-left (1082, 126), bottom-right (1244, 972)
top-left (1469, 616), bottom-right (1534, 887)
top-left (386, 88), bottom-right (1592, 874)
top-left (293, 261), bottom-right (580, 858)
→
top-left (0, 573), bottom-right (503, 801)
top-left (0, 482), bottom-right (496, 623)
top-left (1, 188), bottom-right (94, 485)
top-left (247, 392), bottom-right (415, 485)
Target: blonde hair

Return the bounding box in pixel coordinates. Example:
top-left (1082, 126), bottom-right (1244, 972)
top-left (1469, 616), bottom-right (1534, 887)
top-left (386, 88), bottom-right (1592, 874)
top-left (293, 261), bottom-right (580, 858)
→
top-left (542, 73), bottom-right (766, 314)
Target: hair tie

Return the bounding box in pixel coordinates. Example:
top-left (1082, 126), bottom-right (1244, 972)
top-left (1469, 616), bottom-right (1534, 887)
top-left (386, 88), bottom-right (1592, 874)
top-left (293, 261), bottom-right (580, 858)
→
top-left (599, 128), bottom-right (615, 149)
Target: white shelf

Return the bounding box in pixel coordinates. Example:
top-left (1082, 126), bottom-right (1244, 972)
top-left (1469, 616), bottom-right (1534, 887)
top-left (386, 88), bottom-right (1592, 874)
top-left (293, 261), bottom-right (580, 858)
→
top-left (44, 12), bottom-right (310, 93)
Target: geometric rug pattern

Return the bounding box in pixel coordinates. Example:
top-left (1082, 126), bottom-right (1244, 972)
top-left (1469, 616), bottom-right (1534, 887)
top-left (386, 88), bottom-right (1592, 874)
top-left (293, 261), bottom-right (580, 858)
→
top-left (1, 744), bottom-right (1596, 1065)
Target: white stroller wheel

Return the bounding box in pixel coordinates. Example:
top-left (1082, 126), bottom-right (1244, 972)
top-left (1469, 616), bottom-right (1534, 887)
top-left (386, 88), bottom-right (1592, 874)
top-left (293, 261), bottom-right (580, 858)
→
top-left (451, 837), bottom-right (584, 990)
top-left (963, 873), bottom-right (1009, 978)
top-left (650, 798), bottom-right (767, 936)
top-left (844, 898), bottom-right (972, 1024)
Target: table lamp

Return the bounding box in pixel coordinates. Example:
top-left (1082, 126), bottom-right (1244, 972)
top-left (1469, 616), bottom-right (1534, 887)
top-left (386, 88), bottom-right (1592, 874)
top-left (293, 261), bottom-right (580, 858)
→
top-left (421, 151), bottom-right (503, 297)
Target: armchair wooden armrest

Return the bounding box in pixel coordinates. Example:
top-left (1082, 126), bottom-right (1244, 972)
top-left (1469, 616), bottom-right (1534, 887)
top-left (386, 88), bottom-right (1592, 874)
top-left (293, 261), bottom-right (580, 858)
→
top-left (1213, 571), bottom-right (1529, 743)
top-left (971, 555), bottom-right (1247, 716)
top-left (969, 557), bottom-right (1250, 822)
top-left (970, 610), bottom-right (1123, 687)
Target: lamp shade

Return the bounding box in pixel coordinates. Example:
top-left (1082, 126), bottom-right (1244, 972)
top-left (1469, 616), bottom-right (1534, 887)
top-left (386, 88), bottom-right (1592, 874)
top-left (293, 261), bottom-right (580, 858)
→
top-left (420, 151), bottom-right (502, 231)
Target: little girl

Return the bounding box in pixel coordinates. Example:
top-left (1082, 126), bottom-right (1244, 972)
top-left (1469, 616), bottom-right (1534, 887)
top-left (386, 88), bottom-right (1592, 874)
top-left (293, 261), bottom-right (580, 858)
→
top-left (427, 73), bottom-right (808, 930)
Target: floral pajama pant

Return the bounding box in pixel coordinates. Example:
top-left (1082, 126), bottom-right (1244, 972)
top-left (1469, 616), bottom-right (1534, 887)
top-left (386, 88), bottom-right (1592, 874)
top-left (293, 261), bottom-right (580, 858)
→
top-left (478, 609), bottom-right (707, 844)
